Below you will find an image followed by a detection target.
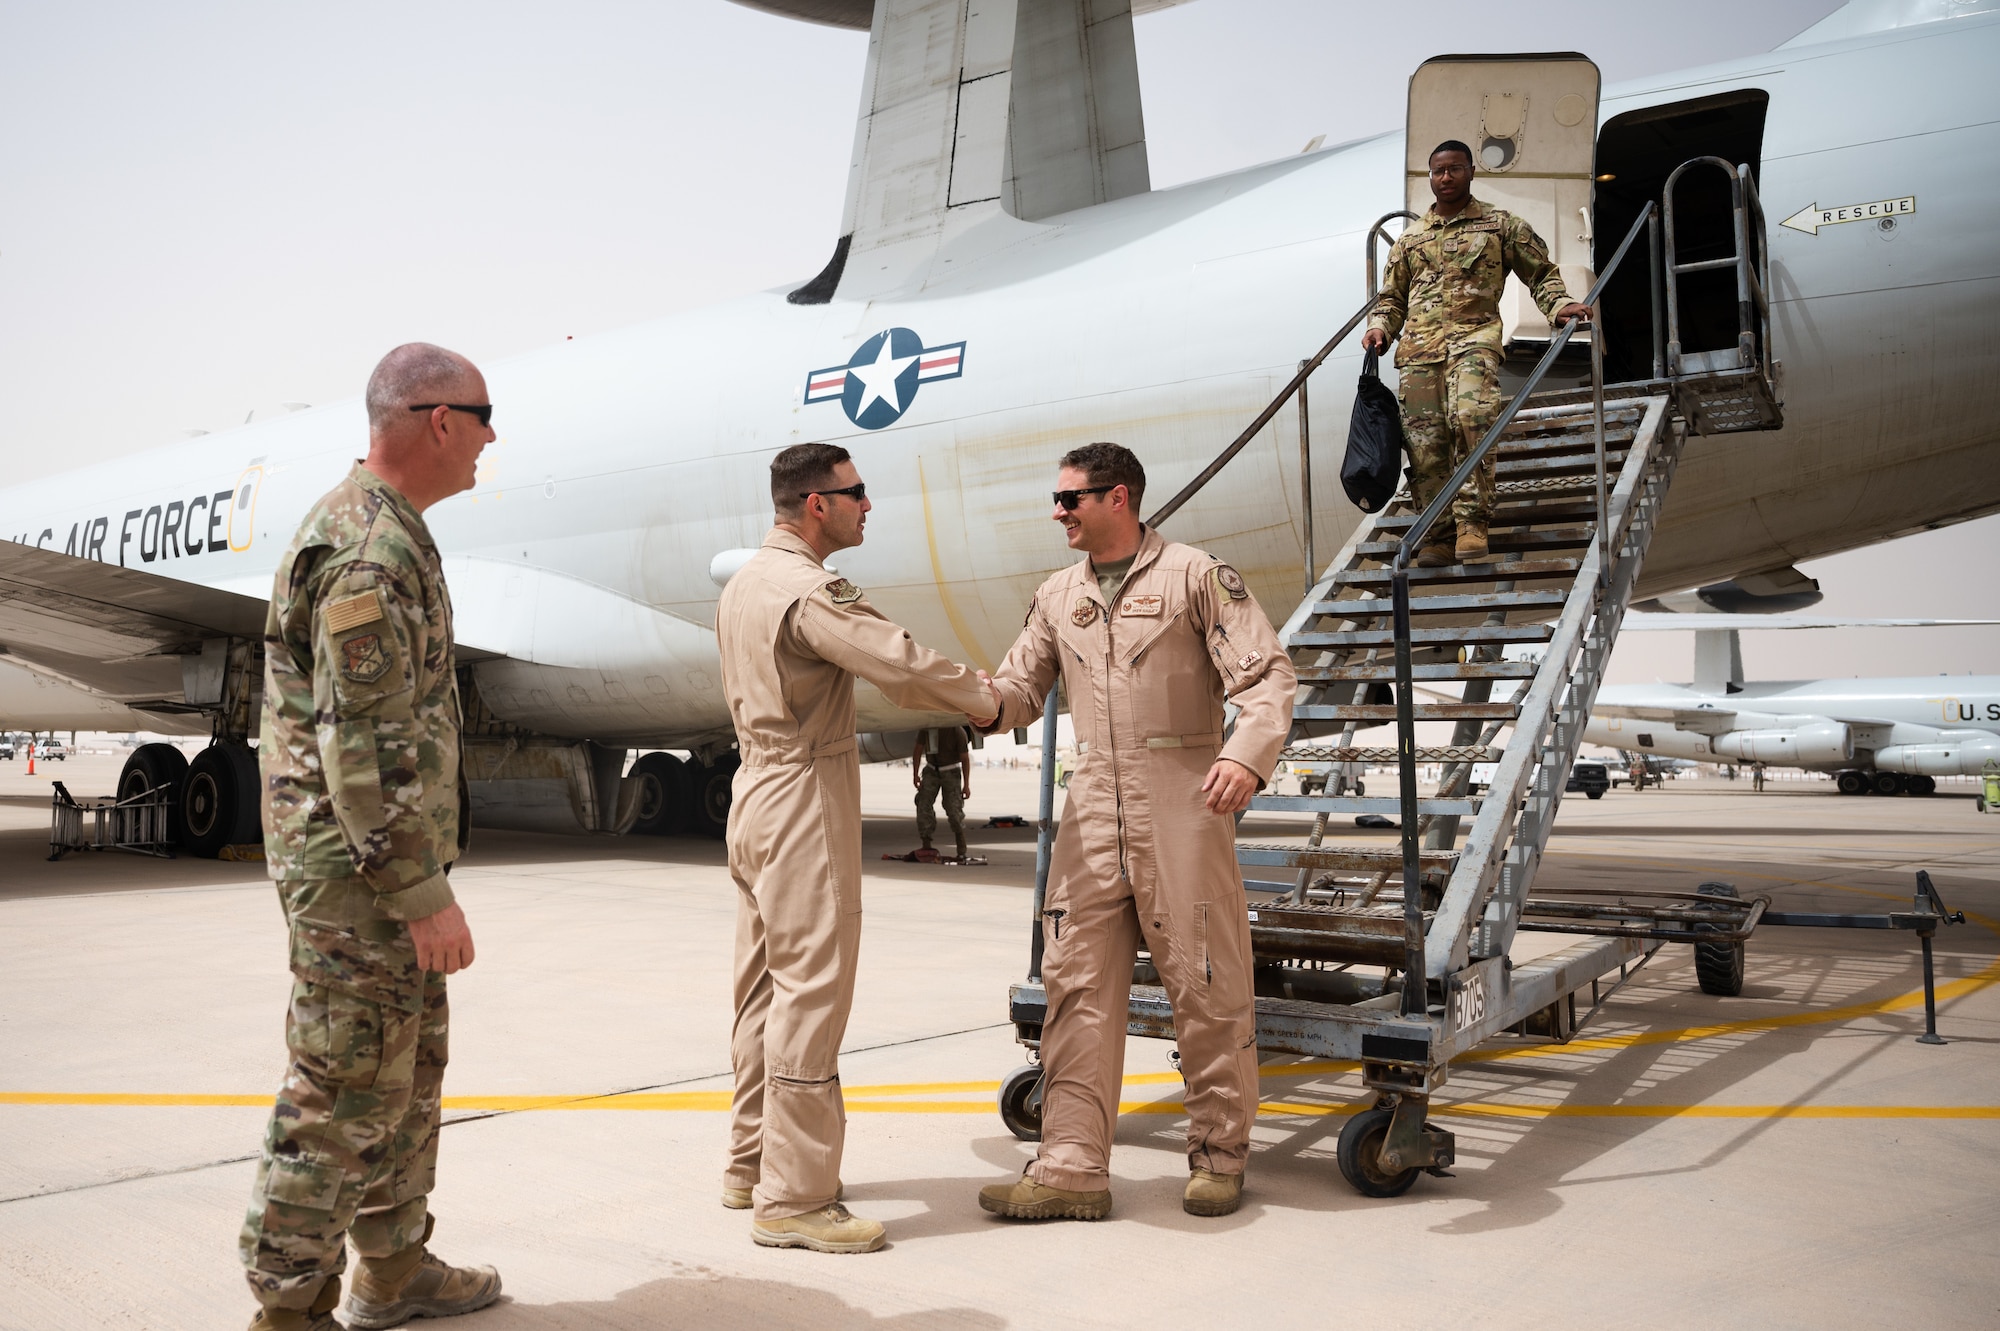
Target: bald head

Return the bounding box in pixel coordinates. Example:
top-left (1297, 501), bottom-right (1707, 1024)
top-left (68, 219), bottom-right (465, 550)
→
top-left (360, 342), bottom-right (495, 512)
top-left (366, 342), bottom-right (481, 436)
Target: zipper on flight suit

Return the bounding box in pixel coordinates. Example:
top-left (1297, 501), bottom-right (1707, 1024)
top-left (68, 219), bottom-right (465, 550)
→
top-left (1091, 591), bottom-right (1132, 886)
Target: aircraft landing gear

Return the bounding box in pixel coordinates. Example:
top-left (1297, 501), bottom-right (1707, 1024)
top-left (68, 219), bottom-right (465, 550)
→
top-left (1871, 770), bottom-right (1906, 797)
top-left (1835, 770), bottom-right (1870, 796)
top-left (1908, 774), bottom-right (1937, 796)
top-left (688, 753), bottom-right (740, 839)
top-left (117, 743), bottom-right (190, 845)
top-left (180, 742), bottom-right (261, 858)
top-left (628, 751), bottom-right (688, 836)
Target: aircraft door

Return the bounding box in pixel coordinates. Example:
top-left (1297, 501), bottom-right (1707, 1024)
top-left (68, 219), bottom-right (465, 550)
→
top-left (1405, 54), bottom-right (1600, 358)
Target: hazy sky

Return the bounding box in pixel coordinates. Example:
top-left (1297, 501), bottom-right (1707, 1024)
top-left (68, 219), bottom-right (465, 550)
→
top-left (2, 0), bottom-right (1991, 682)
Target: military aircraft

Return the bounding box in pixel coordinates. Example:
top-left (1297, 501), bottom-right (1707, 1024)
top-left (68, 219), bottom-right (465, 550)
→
top-left (3, 0), bottom-right (1998, 852)
top-left (1586, 612), bottom-right (2000, 795)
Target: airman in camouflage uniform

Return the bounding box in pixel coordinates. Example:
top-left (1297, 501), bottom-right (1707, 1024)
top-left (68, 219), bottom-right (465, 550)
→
top-left (240, 344), bottom-right (501, 1331)
top-left (1365, 140), bottom-right (1588, 564)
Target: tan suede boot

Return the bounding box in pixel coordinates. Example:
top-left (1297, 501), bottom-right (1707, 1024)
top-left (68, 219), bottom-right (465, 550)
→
top-left (342, 1219), bottom-right (502, 1329)
top-left (1455, 521), bottom-right (1491, 563)
top-left (977, 1167), bottom-right (1112, 1221)
top-left (750, 1202), bottom-right (886, 1253)
top-left (247, 1275), bottom-right (340, 1331)
top-left (1413, 535), bottom-right (1456, 568)
top-left (1183, 1168), bottom-right (1243, 1217)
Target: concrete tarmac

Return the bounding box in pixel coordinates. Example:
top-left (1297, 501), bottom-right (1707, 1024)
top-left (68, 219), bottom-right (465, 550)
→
top-left (2, 755), bottom-right (1996, 1329)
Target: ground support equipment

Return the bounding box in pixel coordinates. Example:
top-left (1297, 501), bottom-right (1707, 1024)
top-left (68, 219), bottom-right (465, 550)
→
top-left (48, 781), bottom-right (177, 860)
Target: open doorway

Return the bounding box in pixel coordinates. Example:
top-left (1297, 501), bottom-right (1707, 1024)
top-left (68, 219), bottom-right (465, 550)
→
top-left (1593, 90), bottom-right (1769, 385)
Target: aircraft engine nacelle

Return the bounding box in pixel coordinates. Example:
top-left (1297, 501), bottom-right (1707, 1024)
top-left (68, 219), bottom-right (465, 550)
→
top-left (1712, 720), bottom-right (1853, 766)
top-left (1872, 734), bottom-right (2000, 776)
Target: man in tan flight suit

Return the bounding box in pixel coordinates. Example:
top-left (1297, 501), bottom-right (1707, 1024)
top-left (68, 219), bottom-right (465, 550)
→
top-left (716, 442), bottom-right (999, 1253)
top-left (974, 443), bottom-right (1296, 1220)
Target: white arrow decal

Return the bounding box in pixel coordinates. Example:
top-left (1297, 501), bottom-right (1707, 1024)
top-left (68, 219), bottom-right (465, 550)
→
top-left (1780, 195), bottom-right (1916, 235)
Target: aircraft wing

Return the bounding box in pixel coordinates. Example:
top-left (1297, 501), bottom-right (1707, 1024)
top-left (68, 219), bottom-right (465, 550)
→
top-left (1620, 614), bottom-right (2000, 631)
top-left (1592, 701), bottom-right (1737, 734)
top-left (0, 541), bottom-right (271, 708)
top-left (0, 542), bottom-right (497, 719)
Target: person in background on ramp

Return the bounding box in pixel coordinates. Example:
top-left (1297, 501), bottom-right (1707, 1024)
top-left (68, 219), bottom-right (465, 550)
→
top-left (1362, 139), bottom-right (1589, 566)
top-left (971, 442), bottom-right (1297, 1221)
top-left (715, 442), bottom-right (1001, 1254)
top-left (912, 724), bottom-right (972, 860)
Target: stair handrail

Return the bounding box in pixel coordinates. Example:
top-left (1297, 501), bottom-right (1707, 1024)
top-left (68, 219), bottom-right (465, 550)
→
top-left (1387, 202), bottom-right (1657, 1016)
top-left (1663, 157), bottom-right (1772, 394)
top-left (1146, 291), bottom-right (1382, 529)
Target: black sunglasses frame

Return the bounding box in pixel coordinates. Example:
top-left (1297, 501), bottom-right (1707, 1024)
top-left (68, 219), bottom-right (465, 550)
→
top-left (799, 482), bottom-right (868, 504)
top-left (408, 403), bottom-right (495, 427)
top-left (1052, 485), bottom-right (1116, 511)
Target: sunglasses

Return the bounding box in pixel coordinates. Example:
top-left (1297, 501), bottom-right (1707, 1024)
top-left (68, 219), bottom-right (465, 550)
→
top-left (800, 482), bottom-right (867, 503)
top-left (409, 403), bottom-right (495, 427)
top-left (1053, 485), bottom-right (1115, 511)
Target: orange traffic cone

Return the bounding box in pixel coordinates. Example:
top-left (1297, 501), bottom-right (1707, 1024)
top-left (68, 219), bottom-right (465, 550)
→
top-left (26, 742), bottom-right (35, 776)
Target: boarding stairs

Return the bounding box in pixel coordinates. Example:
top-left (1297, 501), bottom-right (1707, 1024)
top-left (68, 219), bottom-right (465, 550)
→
top-left (1006, 167), bottom-right (1789, 1193)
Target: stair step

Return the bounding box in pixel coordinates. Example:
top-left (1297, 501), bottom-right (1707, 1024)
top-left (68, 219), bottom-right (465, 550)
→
top-left (1250, 794), bottom-right (1482, 815)
top-left (1494, 450), bottom-right (1628, 480)
top-left (1494, 430), bottom-right (1636, 462)
top-left (1238, 843), bottom-right (1456, 871)
top-left (1293, 702), bottom-right (1521, 723)
top-left (1311, 589), bottom-right (1568, 618)
top-left (1250, 902), bottom-right (1436, 966)
top-left (1338, 557), bottom-right (1583, 588)
top-left (1278, 745), bottom-right (1499, 763)
top-left (1370, 501), bottom-right (1602, 530)
top-left (1289, 624), bottom-right (1552, 649)
top-left (1353, 528), bottom-right (1593, 559)
top-left (1296, 661), bottom-right (1538, 682)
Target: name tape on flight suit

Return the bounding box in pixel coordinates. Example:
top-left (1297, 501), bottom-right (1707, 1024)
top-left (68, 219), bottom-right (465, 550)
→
top-left (1119, 594), bottom-right (1163, 617)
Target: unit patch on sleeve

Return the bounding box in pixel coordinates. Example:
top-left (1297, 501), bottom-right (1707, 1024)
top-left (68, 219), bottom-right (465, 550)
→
top-left (1072, 597), bottom-right (1100, 627)
top-left (1237, 649), bottom-right (1263, 672)
top-left (324, 589), bottom-right (385, 634)
top-left (1214, 565), bottom-right (1248, 600)
top-left (339, 632), bottom-right (392, 683)
top-left (1118, 593), bottom-right (1163, 618)
top-left (823, 578), bottom-right (864, 605)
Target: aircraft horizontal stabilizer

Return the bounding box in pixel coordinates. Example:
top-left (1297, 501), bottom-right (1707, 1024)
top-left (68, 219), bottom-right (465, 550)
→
top-left (1620, 614), bottom-right (2000, 632)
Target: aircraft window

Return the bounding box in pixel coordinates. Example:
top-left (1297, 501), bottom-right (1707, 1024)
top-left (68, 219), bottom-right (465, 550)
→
top-left (237, 486), bottom-right (253, 510)
top-left (1479, 136), bottom-right (1517, 171)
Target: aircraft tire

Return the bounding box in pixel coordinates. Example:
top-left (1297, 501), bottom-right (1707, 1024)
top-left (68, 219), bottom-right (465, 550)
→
top-left (119, 742), bottom-right (190, 845)
top-left (1871, 770), bottom-right (1906, 797)
top-left (1835, 770), bottom-right (1870, 796)
top-left (1908, 775), bottom-right (1937, 796)
top-left (628, 751), bottom-right (686, 836)
top-left (688, 753), bottom-right (740, 840)
top-left (1693, 881), bottom-right (1746, 998)
top-left (180, 742), bottom-right (260, 859)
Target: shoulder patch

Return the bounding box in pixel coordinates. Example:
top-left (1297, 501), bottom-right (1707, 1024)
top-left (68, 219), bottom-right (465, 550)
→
top-left (1214, 565), bottom-right (1248, 600)
top-left (338, 632), bottom-right (392, 683)
top-left (324, 588), bottom-right (385, 634)
top-left (823, 578), bottom-right (864, 605)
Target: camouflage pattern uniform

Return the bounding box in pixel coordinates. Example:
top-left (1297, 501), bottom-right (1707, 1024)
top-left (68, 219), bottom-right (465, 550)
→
top-left (914, 727), bottom-right (969, 853)
top-left (240, 463), bottom-right (465, 1313)
top-left (1367, 197), bottom-right (1574, 531)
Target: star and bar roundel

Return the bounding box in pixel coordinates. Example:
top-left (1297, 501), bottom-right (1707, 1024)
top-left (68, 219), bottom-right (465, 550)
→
top-left (803, 327), bottom-right (966, 430)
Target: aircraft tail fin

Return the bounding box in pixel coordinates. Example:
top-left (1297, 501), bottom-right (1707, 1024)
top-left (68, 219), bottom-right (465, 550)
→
top-left (798, 0), bottom-right (1151, 304)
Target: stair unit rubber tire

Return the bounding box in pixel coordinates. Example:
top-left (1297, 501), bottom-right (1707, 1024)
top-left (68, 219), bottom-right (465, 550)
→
top-left (1692, 881), bottom-right (1746, 997)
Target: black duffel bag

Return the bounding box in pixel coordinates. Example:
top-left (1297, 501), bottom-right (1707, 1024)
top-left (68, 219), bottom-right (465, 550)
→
top-left (1340, 350), bottom-right (1404, 513)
